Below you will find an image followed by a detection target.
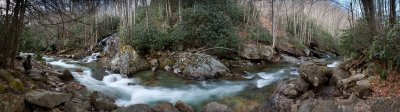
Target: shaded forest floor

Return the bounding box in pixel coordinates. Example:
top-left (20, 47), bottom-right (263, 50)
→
top-left (370, 70), bottom-right (400, 97)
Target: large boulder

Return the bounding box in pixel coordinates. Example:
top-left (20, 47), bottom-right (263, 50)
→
top-left (113, 104), bottom-right (155, 112)
top-left (90, 91), bottom-right (118, 111)
top-left (110, 45), bottom-right (150, 77)
top-left (0, 94), bottom-right (25, 112)
top-left (203, 102), bottom-right (233, 112)
top-left (175, 100), bottom-right (194, 112)
top-left (154, 102), bottom-right (179, 112)
top-left (299, 61), bottom-right (331, 87)
top-left (239, 43), bottom-right (274, 60)
top-left (173, 52), bottom-right (231, 80)
top-left (25, 89), bottom-right (72, 108)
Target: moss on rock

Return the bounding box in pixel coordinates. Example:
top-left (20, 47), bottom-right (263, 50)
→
top-left (9, 79), bottom-right (25, 94)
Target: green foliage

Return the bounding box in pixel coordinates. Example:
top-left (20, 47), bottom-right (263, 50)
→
top-left (121, 1), bottom-right (243, 54)
top-left (172, 5), bottom-right (240, 51)
top-left (128, 26), bottom-right (170, 52)
top-left (370, 24), bottom-right (400, 69)
top-left (19, 28), bottom-right (46, 52)
top-left (339, 20), bottom-right (374, 58)
top-left (247, 26), bottom-right (272, 44)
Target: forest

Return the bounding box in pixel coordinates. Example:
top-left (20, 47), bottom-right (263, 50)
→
top-left (0, 0), bottom-right (399, 112)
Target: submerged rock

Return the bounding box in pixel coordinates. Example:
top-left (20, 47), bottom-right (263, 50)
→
top-left (154, 102), bottom-right (180, 112)
top-left (173, 52), bottom-right (231, 80)
top-left (175, 100), bottom-right (194, 112)
top-left (203, 102), bottom-right (233, 112)
top-left (110, 45), bottom-right (150, 77)
top-left (25, 89), bottom-right (72, 108)
top-left (112, 104), bottom-right (155, 112)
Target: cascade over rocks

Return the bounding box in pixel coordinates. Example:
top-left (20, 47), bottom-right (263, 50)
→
top-left (255, 59), bottom-right (378, 112)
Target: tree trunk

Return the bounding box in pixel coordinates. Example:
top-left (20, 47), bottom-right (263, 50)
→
top-left (389, 0), bottom-right (397, 27)
top-left (361, 0), bottom-right (378, 36)
top-left (272, 0), bottom-right (276, 49)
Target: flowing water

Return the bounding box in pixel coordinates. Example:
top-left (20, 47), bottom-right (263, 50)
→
top-left (43, 55), bottom-right (341, 111)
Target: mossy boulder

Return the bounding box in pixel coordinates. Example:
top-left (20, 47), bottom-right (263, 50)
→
top-left (0, 69), bottom-right (15, 83)
top-left (9, 79), bottom-right (26, 94)
top-left (0, 84), bottom-right (6, 93)
top-left (110, 45), bottom-right (150, 77)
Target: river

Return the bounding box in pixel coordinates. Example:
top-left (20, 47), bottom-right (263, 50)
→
top-left (43, 55), bottom-right (340, 111)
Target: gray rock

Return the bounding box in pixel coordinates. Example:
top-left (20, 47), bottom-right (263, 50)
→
top-left (26, 89), bottom-right (72, 108)
top-left (371, 97), bottom-right (400, 112)
top-left (90, 91), bottom-right (118, 111)
top-left (0, 93), bottom-right (25, 112)
top-left (280, 54), bottom-right (301, 65)
top-left (175, 100), bottom-right (194, 112)
top-left (150, 59), bottom-right (159, 67)
top-left (173, 52), bottom-right (231, 80)
top-left (59, 70), bottom-right (74, 82)
top-left (281, 78), bottom-right (309, 98)
top-left (299, 61), bottom-right (331, 87)
top-left (113, 104), bottom-right (155, 112)
top-left (329, 68), bottom-right (350, 86)
top-left (355, 79), bottom-right (371, 99)
top-left (239, 43), bottom-right (274, 60)
top-left (299, 99), bottom-right (338, 112)
top-left (203, 102), bottom-right (233, 112)
top-left (110, 45), bottom-right (150, 77)
top-left (311, 100), bottom-right (338, 112)
top-left (65, 89), bottom-right (93, 112)
top-left (154, 102), bottom-right (179, 112)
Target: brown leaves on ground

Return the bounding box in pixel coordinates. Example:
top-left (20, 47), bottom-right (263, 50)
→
top-left (370, 70), bottom-right (400, 97)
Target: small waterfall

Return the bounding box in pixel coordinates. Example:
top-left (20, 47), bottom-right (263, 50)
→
top-left (327, 61), bottom-right (340, 68)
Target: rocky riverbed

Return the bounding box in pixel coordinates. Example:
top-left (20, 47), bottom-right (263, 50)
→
top-left (3, 34), bottom-right (396, 112)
